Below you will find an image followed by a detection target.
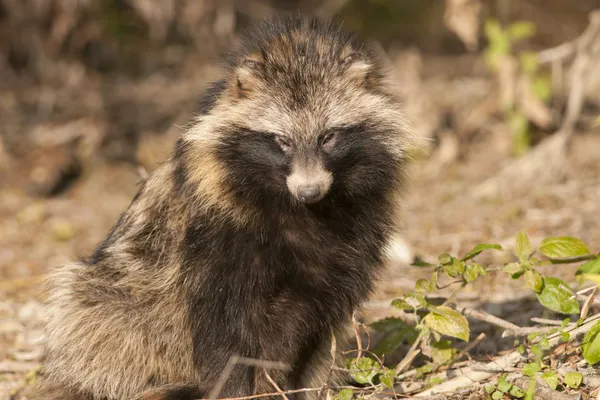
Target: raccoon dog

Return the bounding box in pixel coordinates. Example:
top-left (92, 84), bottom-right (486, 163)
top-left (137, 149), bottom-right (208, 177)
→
top-left (38, 15), bottom-right (415, 400)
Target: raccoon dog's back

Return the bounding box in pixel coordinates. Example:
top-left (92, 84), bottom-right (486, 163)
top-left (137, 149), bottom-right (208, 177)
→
top-left (39, 15), bottom-right (415, 400)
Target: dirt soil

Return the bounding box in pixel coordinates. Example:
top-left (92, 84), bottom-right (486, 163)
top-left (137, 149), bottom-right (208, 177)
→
top-left (0, 53), bottom-right (599, 398)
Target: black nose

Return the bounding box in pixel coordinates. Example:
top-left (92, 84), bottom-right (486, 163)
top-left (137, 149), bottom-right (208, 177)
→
top-left (297, 185), bottom-right (321, 203)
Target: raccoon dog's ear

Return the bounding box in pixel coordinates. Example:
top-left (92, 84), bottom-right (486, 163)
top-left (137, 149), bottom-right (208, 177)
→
top-left (231, 57), bottom-right (265, 99)
top-left (339, 42), bottom-right (386, 88)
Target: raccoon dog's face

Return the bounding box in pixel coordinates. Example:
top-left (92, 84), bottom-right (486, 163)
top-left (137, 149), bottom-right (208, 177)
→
top-left (191, 18), bottom-right (411, 208)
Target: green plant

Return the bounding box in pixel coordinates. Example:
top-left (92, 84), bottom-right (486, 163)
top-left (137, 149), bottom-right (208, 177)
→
top-left (338, 232), bottom-right (600, 399)
top-left (483, 19), bottom-right (552, 157)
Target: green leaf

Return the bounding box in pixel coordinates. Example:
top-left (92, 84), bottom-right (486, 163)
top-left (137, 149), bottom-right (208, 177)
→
top-left (542, 371), bottom-right (558, 390)
top-left (532, 75), bottom-right (552, 102)
top-left (539, 237), bottom-right (590, 259)
top-left (335, 389), bottom-right (353, 400)
top-left (372, 326), bottom-right (418, 357)
top-left (431, 340), bottom-right (456, 365)
top-left (415, 279), bottom-right (433, 293)
top-left (379, 369), bottom-right (396, 390)
top-left (509, 385), bottom-right (526, 398)
top-left (484, 19), bottom-right (511, 69)
top-left (497, 378), bottom-right (512, 393)
top-left (520, 52), bottom-right (539, 74)
top-left (370, 317), bottom-right (408, 332)
top-left (524, 269), bottom-right (544, 293)
top-left (582, 274), bottom-right (600, 285)
top-left (507, 21), bottom-right (536, 42)
top-left (423, 306), bottom-right (470, 341)
top-left (347, 357), bottom-right (381, 385)
top-left (561, 318), bottom-right (571, 329)
top-left (491, 391), bottom-right (503, 400)
top-left (504, 262), bottom-right (524, 275)
top-left (444, 258), bottom-right (466, 278)
top-left (438, 253), bottom-right (453, 265)
top-left (561, 332), bottom-right (570, 342)
top-left (523, 362), bottom-right (540, 377)
top-left (484, 384), bottom-right (495, 394)
top-left (463, 264), bottom-right (481, 283)
top-left (577, 259), bottom-right (600, 275)
top-left (412, 260), bottom-right (435, 267)
top-left (416, 363), bottom-right (434, 377)
top-left (539, 337), bottom-right (550, 350)
top-left (582, 320), bottom-right (600, 366)
top-left (391, 298), bottom-right (413, 311)
top-left (462, 243), bottom-right (503, 261)
top-left (535, 277), bottom-right (580, 315)
top-left (531, 344), bottom-right (543, 358)
top-left (515, 231), bottom-right (532, 261)
top-left (498, 381), bottom-right (512, 393)
top-left (564, 371), bottom-right (582, 389)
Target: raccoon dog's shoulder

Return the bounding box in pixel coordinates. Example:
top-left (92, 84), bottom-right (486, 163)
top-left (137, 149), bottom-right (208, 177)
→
top-left (39, 15), bottom-right (416, 400)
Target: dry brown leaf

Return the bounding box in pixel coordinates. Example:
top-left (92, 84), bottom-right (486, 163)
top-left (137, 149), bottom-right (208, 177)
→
top-left (443, 0), bottom-right (482, 52)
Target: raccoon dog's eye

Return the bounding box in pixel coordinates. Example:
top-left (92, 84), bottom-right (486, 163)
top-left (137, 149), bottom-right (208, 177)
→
top-left (321, 132), bottom-right (337, 152)
top-left (275, 135), bottom-right (293, 154)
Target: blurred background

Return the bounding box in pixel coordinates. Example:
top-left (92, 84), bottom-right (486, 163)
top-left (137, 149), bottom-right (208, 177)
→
top-left (0, 0), bottom-right (599, 398)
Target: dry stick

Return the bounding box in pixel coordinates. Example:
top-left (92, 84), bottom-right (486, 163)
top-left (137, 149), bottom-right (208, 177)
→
top-left (461, 307), bottom-right (520, 331)
top-left (411, 313), bottom-right (600, 397)
top-left (530, 317), bottom-right (568, 326)
top-left (581, 285), bottom-right (599, 320)
top-left (559, 10), bottom-right (600, 135)
top-left (199, 386), bottom-right (394, 400)
top-left (577, 285), bottom-right (600, 296)
top-left (207, 356), bottom-right (291, 400)
top-left (265, 372), bottom-right (289, 400)
top-left (455, 332), bottom-right (486, 361)
top-left (393, 334), bottom-right (486, 395)
top-left (236, 358), bottom-right (290, 371)
top-left (351, 312), bottom-right (364, 360)
top-left (207, 354), bottom-right (241, 399)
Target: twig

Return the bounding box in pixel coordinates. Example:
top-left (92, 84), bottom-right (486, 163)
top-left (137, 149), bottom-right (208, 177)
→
top-left (581, 285), bottom-right (598, 320)
top-left (265, 372), bottom-right (289, 400)
top-left (351, 312), bottom-right (363, 360)
top-left (207, 354), bottom-right (241, 399)
top-left (198, 386), bottom-right (390, 400)
top-left (538, 41), bottom-right (577, 64)
top-left (559, 10), bottom-right (600, 136)
top-left (578, 285), bottom-right (600, 296)
top-left (455, 332), bottom-right (486, 361)
top-left (530, 318), bottom-right (568, 326)
top-left (461, 307), bottom-right (521, 332)
top-left (207, 356), bottom-right (290, 399)
top-left (394, 345), bottom-right (422, 375)
top-left (236, 358), bottom-right (290, 371)
top-left (501, 326), bottom-right (557, 338)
